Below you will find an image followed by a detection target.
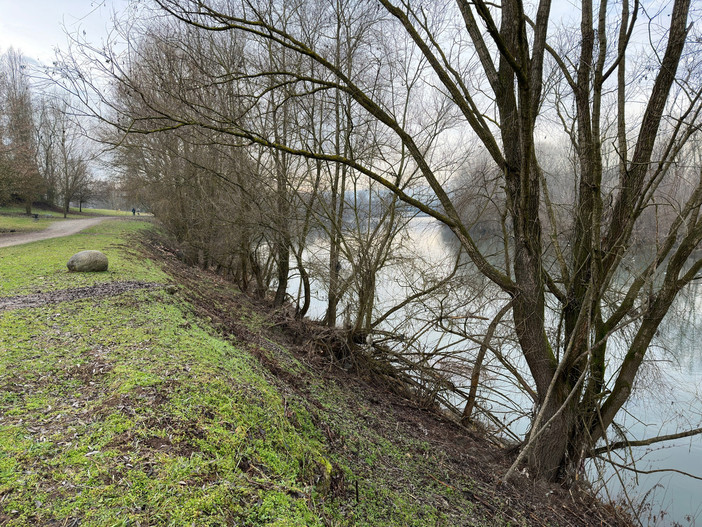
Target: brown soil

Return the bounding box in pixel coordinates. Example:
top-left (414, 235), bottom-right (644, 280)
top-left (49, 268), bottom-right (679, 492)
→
top-left (0, 281), bottom-right (162, 311)
top-left (141, 233), bottom-right (635, 527)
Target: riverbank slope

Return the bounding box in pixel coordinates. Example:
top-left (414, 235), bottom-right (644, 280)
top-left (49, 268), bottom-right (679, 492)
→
top-left (0, 219), bottom-right (631, 526)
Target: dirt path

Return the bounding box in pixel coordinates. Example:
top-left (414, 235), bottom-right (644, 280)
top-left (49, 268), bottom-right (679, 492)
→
top-left (0, 217), bottom-right (108, 248)
top-left (0, 281), bottom-right (163, 311)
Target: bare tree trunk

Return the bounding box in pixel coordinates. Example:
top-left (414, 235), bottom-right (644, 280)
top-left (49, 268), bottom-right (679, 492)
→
top-left (273, 150), bottom-right (290, 307)
top-left (294, 249), bottom-right (311, 319)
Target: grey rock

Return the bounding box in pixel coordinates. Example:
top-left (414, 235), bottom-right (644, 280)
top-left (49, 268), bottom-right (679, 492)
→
top-left (67, 250), bottom-right (109, 272)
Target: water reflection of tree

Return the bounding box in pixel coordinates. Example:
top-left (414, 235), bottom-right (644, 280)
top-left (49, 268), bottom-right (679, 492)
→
top-left (660, 281), bottom-right (702, 374)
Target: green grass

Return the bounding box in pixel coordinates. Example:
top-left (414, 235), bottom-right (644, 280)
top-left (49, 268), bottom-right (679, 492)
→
top-left (0, 205), bottom-right (82, 219)
top-left (0, 205), bottom-right (148, 219)
top-left (0, 222), bottom-right (334, 526)
top-left (0, 215), bottom-right (55, 233)
top-left (78, 208), bottom-right (147, 217)
top-left (0, 294), bottom-right (333, 526)
top-left (0, 219), bottom-right (166, 296)
top-left (0, 217), bottom-right (337, 526)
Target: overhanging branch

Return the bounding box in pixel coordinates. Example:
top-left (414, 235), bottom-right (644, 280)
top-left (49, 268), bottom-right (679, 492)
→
top-left (591, 427), bottom-right (702, 457)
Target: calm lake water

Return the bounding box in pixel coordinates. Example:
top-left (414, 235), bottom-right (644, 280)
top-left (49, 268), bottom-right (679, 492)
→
top-left (289, 216), bottom-right (702, 525)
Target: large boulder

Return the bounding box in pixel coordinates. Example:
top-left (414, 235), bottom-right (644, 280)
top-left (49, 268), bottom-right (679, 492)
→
top-left (67, 250), bottom-right (109, 272)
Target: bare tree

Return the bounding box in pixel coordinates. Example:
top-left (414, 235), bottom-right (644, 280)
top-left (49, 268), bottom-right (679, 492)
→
top-left (0, 48), bottom-right (43, 213)
top-left (35, 97), bottom-right (60, 206)
top-left (45, 98), bottom-right (92, 217)
top-left (95, 22), bottom-right (279, 292)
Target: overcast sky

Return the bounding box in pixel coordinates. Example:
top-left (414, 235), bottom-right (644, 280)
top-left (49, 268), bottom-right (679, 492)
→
top-left (0, 0), bottom-right (128, 64)
top-left (0, 1), bottom-right (675, 65)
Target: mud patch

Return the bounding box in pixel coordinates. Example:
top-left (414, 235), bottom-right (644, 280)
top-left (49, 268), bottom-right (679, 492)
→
top-left (69, 359), bottom-right (114, 383)
top-left (0, 281), bottom-right (163, 311)
top-left (105, 420), bottom-right (203, 458)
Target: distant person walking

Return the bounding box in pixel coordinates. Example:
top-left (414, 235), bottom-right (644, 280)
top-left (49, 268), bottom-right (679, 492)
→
top-left (132, 208), bottom-right (136, 216)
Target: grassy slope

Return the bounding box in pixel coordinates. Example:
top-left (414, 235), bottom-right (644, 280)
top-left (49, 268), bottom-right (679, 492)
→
top-left (0, 206), bottom-right (82, 220)
top-left (0, 221), bottom-right (628, 526)
top-left (0, 221), bottom-right (163, 296)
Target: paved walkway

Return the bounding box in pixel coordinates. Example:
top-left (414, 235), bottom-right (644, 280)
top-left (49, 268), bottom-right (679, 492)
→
top-left (0, 217), bottom-right (107, 248)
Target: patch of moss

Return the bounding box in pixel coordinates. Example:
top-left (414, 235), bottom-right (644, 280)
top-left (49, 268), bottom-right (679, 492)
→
top-left (0, 288), bottom-right (335, 525)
